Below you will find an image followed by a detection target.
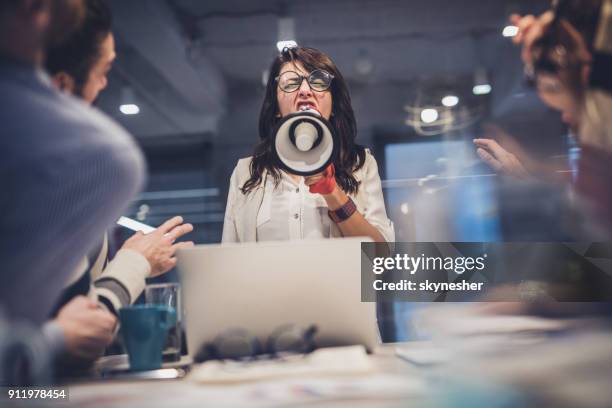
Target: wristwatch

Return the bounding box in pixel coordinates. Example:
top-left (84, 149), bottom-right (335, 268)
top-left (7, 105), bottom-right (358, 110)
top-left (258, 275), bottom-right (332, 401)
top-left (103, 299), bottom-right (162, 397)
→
top-left (328, 197), bottom-right (357, 223)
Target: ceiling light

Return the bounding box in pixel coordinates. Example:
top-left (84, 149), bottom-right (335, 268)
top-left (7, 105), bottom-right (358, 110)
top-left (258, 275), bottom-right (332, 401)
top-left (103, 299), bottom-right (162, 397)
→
top-left (119, 86), bottom-right (139, 115)
top-left (473, 67), bottom-right (492, 95)
top-left (276, 40), bottom-right (298, 53)
top-left (502, 25), bottom-right (519, 37)
top-left (421, 108), bottom-right (439, 124)
top-left (119, 104), bottom-right (140, 115)
top-left (277, 17), bottom-right (297, 52)
top-left (472, 84), bottom-right (492, 95)
top-left (441, 95), bottom-right (459, 107)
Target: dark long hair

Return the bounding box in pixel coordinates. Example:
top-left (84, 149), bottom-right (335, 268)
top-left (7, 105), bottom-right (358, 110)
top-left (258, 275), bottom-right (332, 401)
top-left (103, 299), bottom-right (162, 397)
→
top-left (241, 47), bottom-right (366, 195)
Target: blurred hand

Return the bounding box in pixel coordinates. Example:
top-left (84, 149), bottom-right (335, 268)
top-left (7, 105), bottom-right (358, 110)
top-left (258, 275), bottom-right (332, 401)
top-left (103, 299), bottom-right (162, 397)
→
top-left (510, 12), bottom-right (591, 69)
top-left (121, 216), bottom-right (195, 277)
top-left (54, 296), bottom-right (117, 360)
top-left (474, 138), bottom-right (529, 179)
top-left (510, 12), bottom-right (554, 66)
top-left (304, 164), bottom-right (337, 195)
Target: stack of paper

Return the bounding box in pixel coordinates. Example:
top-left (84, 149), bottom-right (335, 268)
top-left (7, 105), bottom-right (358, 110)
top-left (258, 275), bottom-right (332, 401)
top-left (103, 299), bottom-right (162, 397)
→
top-left (188, 346), bottom-right (374, 384)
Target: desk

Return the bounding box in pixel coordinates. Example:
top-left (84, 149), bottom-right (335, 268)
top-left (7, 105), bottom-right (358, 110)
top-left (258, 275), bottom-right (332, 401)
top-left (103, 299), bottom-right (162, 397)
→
top-left (60, 330), bottom-right (612, 408)
top-left (59, 345), bottom-right (429, 408)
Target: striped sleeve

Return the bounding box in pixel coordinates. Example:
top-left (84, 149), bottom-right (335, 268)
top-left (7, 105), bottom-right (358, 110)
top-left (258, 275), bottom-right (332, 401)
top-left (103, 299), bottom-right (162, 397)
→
top-left (93, 249), bottom-right (151, 315)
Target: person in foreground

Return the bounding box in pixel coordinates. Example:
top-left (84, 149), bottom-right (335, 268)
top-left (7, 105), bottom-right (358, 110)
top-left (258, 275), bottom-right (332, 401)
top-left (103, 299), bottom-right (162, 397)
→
top-left (0, 0), bottom-right (144, 384)
top-left (475, 0), bottom-right (612, 229)
top-left (0, 0), bottom-right (145, 326)
top-left (43, 0), bottom-right (194, 365)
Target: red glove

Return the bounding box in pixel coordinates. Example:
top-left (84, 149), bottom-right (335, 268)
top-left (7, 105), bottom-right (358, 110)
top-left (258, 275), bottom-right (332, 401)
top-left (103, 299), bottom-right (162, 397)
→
top-left (309, 164), bottom-right (336, 195)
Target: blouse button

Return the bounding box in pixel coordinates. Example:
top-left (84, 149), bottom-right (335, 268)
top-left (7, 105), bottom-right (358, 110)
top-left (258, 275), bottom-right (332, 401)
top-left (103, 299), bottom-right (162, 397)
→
top-left (296, 188), bottom-right (300, 193)
top-left (293, 213), bottom-right (299, 219)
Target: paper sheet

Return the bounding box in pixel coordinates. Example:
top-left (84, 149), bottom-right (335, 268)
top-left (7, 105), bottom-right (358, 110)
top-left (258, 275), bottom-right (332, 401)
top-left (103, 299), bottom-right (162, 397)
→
top-left (188, 346), bottom-right (374, 384)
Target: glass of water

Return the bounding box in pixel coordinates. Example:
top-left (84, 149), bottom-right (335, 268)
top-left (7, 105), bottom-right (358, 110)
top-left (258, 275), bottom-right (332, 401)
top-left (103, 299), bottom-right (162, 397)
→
top-left (144, 283), bottom-right (182, 362)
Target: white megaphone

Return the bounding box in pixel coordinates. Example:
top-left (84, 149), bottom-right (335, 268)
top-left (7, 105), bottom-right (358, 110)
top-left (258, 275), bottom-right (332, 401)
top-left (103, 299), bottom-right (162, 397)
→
top-left (273, 108), bottom-right (337, 176)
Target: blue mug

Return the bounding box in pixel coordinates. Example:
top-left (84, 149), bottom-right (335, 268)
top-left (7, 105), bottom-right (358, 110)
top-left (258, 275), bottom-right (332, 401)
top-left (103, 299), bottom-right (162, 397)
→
top-left (119, 305), bottom-right (176, 371)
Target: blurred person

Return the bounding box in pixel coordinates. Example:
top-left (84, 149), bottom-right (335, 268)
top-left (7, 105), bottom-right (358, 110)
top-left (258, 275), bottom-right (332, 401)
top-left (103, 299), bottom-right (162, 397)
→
top-left (486, 0), bottom-right (607, 150)
top-left (521, 0), bottom-right (612, 228)
top-left (463, 1), bottom-right (612, 317)
top-left (42, 0), bottom-right (194, 365)
top-left (476, 0), bottom-right (612, 227)
top-left (0, 0), bottom-right (144, 383)
top-left (46, 0), bottom-right (115, 105)
top-left (222, 47), bottom-right (394, 244)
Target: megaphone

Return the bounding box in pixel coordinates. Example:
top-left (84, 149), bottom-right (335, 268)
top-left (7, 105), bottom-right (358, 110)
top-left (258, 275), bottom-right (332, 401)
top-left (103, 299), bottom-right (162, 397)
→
top-left (273, 108), bottom-right (337, 176)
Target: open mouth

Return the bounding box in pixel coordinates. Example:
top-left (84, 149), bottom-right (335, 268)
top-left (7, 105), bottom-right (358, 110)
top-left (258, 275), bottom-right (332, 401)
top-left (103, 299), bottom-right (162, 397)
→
top-left (296, 101), bottom-right (319, 113)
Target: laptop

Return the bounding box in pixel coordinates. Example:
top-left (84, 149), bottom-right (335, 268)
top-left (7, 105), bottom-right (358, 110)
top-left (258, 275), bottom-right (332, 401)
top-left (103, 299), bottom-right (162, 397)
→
top-left (176, 238), bottom-right (380, 359)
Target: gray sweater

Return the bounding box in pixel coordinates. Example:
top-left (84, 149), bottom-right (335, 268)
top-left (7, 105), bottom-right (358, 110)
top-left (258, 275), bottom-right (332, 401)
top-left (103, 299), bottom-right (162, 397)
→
top-left (0, 57), bottom-right (146, 325)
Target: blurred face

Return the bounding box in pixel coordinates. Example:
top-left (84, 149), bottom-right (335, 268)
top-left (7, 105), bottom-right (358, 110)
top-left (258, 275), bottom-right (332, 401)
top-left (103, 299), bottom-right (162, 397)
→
top-left (276, 61), bottom-right (333, 120)
top-left (81, 32), bottom-right (115, 104)
top-left (535, 73), bottom-right (580, 129)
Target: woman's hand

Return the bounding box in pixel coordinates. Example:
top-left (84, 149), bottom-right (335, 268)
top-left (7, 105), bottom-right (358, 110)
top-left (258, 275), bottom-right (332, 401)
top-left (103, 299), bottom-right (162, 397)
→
top-left (510, 12), bottom-right (591, 69)
top-left (304, 164), bottom-right (337, 195)
top-left (305, 164), bottom-right (386, 242)
top-left (510, 12), bottom-right (554, 67)
top-left (474, 138), bottom-right (529, 179)
top-left (121, 216), bottom-right (195, 278)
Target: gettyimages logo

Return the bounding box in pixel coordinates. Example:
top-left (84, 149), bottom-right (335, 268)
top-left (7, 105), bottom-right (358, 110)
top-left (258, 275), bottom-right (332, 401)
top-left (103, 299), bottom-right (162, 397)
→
top-left (372, 253), bottom-right (488, 275)
top-left (362, 242), bottom-right (612, 303)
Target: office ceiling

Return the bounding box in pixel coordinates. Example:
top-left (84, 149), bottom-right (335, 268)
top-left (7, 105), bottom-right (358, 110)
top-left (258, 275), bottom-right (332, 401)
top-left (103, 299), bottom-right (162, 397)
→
top-left (97, 0), bottom-right (562, 155)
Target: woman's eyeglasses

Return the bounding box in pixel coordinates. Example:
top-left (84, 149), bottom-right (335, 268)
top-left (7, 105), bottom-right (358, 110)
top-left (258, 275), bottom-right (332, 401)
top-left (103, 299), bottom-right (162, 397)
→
top-left (276, 70), bottom-right (334, 93)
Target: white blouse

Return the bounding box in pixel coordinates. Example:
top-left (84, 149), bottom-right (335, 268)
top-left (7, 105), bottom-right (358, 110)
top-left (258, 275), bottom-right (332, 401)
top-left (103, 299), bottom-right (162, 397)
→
top-left (256, 173), bottom-right (332, 241)
top-left (222, 150), bottom-right (395, 243)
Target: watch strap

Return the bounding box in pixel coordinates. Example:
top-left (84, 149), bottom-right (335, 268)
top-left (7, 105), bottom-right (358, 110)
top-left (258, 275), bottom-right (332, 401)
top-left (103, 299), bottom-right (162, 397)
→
top-left (328, 197), bottom-right (357, 223)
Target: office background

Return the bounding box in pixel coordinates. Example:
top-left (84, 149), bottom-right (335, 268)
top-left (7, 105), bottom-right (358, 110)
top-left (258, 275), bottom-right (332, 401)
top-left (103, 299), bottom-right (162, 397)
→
top-left (98, 0), bottom-right (571, 341)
